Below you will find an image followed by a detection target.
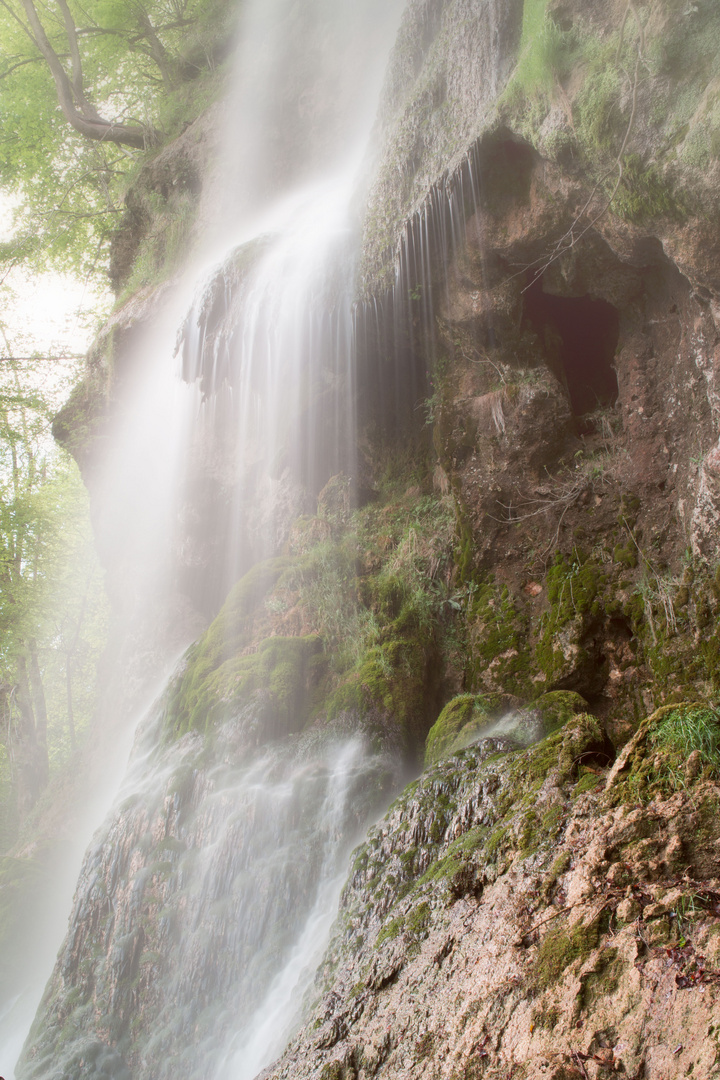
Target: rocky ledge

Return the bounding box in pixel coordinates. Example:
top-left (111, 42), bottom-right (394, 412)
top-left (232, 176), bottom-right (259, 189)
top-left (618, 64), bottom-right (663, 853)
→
top-left (265, 705), bottom-right (720, 1080)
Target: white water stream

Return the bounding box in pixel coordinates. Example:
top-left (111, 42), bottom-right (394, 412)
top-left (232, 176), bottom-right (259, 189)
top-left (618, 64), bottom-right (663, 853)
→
top-left (2, 0), bottom-right (407, 1077)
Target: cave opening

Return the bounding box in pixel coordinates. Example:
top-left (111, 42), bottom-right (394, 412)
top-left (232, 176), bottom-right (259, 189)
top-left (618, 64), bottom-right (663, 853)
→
top-left (524, 276), bottom-right (620, 416)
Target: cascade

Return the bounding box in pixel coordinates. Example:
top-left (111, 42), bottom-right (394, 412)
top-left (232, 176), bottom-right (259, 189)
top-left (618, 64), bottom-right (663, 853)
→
top-left (2, 0), bottom-right (408, 1077)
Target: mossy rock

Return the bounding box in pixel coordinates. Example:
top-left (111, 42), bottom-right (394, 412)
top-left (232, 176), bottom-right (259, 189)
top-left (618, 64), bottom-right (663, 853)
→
top-left (164, 554), bottom-right (322, 738)
top-left (532, 691), bottom-right (589, 733)
top-left (505, 712), bottom-right (609, 790)
top-left (327, 628), bottom-right (439, 748)
top-left (425, 693), bottom-right (506, 766)
top-left (317, 473), bottom-right (351, 524)
top-left (531, 913), bottom-right (604, 994)
top-left (606, 701), bottom-right (720, 804)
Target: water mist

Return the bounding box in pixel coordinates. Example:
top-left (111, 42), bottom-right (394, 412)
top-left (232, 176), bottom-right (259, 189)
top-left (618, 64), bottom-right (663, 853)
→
top-left (4, 0), bottom-right (408, 1077)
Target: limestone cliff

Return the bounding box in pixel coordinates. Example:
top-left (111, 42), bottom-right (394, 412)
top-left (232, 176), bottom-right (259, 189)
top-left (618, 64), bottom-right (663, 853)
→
top-left (355, 0), bottom-right (720, 736)
top-left (263, 709), bottom-right (720, 1080)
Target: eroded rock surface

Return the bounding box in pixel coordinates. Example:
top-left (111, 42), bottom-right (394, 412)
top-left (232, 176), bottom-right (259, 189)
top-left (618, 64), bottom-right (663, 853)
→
top-left (265, 714), bottom-right (720, 1080)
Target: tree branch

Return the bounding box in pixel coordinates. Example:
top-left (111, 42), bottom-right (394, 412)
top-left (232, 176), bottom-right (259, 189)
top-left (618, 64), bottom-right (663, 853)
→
top-left (18, 0), bottom-right (156, 149)
top-left (0, 54), bottom-right (46, 80)
top-left (131, 2), bottom-right (177, 90)
top-left (55, 0), bottom-right (102, 122)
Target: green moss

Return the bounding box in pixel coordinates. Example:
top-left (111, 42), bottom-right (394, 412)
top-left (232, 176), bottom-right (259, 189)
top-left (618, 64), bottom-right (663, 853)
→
top-left (415, 1031), bottom-right (435, 1059)
top-left (418, 826), bottom-right (488, 895)
top-left (573, 769), bottom-right (602, 797)
top-left (532, 915), bottom-right (601, 992)
top-left (578, 947), bottom-right (620, 1007)
top-left (505, 0), bottom-right (577, 99)
top-left (550, 851), bottom-right (571, 878)
top-left (608, 703), bottom-right (720, 805)
top-left (167, 624), bottom-right (322, 738)
top-left (613, 542), bottom-right (638, 568)
top-left (533, 1004), bottom-right (561, 1030)
top-left (650, 703), bottom-right (720, 774)
top-left (424, 693), bottom-right (505, 766)
top-left (574, 56), bottom-right (624, 154)
top-left (534, 551), bottom-right (603, 686)
top-left (376, 915), bottom-right (404, 947)
top-left (320, 1064), bottom-right (345, 1080)
top-left (540, 804), bottom-right (564, 834)
top-left (532, 691), bottom-right (588, 733)
top-left (611, 154), bottom-right (688, 225)
top-left (202, 557), bottom-right (295, 662)
top-left (621, 557), bottom-right (720, 699)
top-left (467, 578), bottom-right (532, 697)
top-left (406, 900), bottom-right (431, 939)
top-left (507, 712), bottom-right (606, 790)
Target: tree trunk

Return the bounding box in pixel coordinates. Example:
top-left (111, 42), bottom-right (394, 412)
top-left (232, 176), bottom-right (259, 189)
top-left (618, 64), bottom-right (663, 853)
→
top-left (14, 656), bottom-right (44, 818)
top-left (65, 656), bottom-right (77, 752)
top-left (134, 5), bottom-right (177, 91)
top-left (20, 0), bottom-right (155, 149)
top-left (27, 639), bottom-right (49, 787)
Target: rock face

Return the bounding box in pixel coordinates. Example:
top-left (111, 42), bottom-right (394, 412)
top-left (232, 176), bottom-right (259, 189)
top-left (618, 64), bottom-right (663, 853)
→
top-left (18, 708), bottom-right (401, 1080)
top-left (257, 0), bottom-right (720, 1076)
top-left (263, 712), bottom-right (720, 1080)
top-left (352, 0), bottom-right (720, 739)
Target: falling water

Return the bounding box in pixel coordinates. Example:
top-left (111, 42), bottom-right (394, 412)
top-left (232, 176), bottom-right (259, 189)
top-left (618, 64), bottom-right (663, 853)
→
top-left (3, 0), bottom-right (409, 1077)
top-left (17, 702), bottom-right (399, 1080)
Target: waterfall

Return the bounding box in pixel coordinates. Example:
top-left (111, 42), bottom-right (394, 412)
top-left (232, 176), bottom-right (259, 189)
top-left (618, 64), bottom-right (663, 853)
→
top-left (3, 0), bottom-right (408, 1077)
top-left (16, 705), bottom-right (399, 1080)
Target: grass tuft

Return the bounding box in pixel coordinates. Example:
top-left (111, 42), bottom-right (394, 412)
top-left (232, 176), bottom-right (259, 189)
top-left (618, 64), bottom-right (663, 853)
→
top-left (650, 704), bottom-right (720, 773)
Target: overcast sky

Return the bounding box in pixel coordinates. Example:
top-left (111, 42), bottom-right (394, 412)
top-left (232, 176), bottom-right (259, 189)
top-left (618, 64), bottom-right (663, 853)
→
top-left (0, 195), bottom-right (109, 360)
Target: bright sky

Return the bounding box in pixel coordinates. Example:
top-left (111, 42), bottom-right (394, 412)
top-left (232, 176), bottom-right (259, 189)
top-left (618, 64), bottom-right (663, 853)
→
top-left (0, 195), bottom-right (110, 360)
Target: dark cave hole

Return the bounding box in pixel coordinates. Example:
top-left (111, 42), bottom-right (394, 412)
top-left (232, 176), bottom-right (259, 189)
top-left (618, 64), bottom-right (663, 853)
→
top-left (524, 276), bottom-right (620, 416)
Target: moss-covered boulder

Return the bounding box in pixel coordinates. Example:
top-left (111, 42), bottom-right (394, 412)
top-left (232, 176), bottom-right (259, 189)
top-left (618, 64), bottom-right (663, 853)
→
top-left (424, 693), bottom-right (507, 765)
top-left (165, 556), bottom-right (321, 738)
top-left (606, 701), bottom-right (720, 811)
top-left (531, 690), bottom-right (589, 731)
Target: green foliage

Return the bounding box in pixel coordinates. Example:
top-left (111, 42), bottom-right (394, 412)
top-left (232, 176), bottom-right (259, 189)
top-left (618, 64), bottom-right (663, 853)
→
top-left (573, 45), bottom-right (624, 155)
top-left (117, 187), bottom-right (200, 299)
top-left (0, 0), bottom-right (234, 282)
top-left (512, 0), bottom-right (577, 96)
top-left (608, 704), bottom-right (720, 806)
top-left (0, 354), bottom-right (109, 843)
top-left (167, 453), bottom-right (460, 750)
top-left (187, 633), bottom-right (323, 738)
top-left (611, 154), bottom-right (687, 225)
top-left (295, 539), bottom-right (373, 671)
top-left (316, 474), bottom-right (456, 741)
top-left (650, 704), bottom-right (720, 775)
top-left (424, 693), bottom-right (505, 766)
top-left (165, 557), bottom-right (297, 735)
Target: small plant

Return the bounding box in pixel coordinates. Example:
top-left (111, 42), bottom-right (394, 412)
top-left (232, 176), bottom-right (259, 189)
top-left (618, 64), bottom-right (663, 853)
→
top-left (650, 704), bottom-right (720, 775)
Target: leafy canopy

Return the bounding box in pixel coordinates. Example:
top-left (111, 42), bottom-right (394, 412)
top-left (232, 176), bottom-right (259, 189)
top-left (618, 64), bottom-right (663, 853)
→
top-left (0, 0), bottom-right (233, 282)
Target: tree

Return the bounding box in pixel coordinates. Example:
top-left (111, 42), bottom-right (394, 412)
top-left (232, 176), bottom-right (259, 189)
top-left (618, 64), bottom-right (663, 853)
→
top-left (9, 0), bottom-right (156, 149)
top-left (0, 344), bottom-right (109, 839)
top-left (0, 0), bottom-right (233, 280)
